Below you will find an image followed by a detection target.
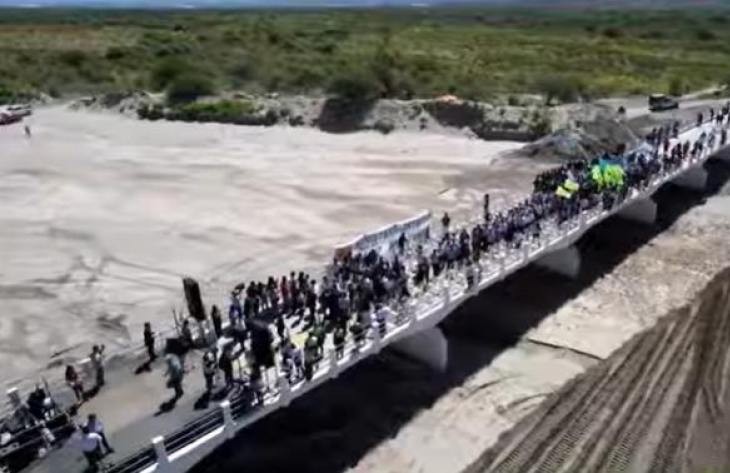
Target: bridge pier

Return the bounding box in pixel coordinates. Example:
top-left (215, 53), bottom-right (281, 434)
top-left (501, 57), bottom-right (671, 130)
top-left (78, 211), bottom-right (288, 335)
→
top-left (617, 197), bottom-right (657, 224)
top-left (535, 245), bottom-right (581, 279)
top-left (671, 165), bottom-right (707, 191)
top-left (393, 326), bottom-right (448, 371)
top-left (710, 146), bottom-right (730, 162)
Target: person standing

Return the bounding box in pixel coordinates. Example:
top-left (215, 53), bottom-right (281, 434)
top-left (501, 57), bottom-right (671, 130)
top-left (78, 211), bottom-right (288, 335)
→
top-left (202, 350), bottom-right (217, 394)
top-left (90, 345), bottom-right (105, 388)
top-left (85, 413), bottom-right (113, 455)
top-left (65, 365), bottom-right (84, 403)
top-left (143, 322), bottom-right (155, 362)
top-left (210, 305), bottom-right (223, 340)
top-left (219, 346), bottom-right (235, 390)
top-left (165, 353), bottom-right (184, 400)
top-left (441, 212), bottom-right (451, 233)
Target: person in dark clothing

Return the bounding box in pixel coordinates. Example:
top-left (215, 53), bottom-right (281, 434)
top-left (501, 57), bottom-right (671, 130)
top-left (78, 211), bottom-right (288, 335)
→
top-left (397, 232), bottom-right (407, 254)
top-left (65, 365), bottom-right (84, 403)
top-left (441, 212), bottom-right (451, 232)
top-left (219, 346), bottom-right (235, 390)
top-left (210, 305), bottom-right (223, 339)
top-left (143, 322), bottom-right (155, 362)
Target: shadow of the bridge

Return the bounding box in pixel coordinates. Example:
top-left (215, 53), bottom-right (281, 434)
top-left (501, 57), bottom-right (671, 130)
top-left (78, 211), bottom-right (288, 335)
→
top-left (189, 158), bottom-right (730, 473)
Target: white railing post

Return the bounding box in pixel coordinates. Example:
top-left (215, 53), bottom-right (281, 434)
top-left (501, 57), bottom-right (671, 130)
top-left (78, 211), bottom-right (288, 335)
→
top-left (152, 436), bottom-right (171, 471)
top-left (371, 320), bottom-right (382, 353)
top-left (278, 374), bottom-right (292, 404)
top-left (220, 400), bottom-right (236, 439)
top-left (6, 387), bottom-right (21, 409)
top-left (442, 285), bottom-right (450, 306)
top-left (328, 349), bottom-right (339, 378)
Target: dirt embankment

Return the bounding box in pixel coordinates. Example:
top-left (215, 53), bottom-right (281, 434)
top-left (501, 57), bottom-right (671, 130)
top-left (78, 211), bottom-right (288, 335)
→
top-left (71, 91), bottom-right (638, 153)
top-left (466, 266), bottom-right (730, 473)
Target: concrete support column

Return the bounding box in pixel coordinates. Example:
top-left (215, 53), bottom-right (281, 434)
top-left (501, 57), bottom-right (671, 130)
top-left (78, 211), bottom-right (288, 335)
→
top-left (672, 165), bottom-right (708, 191)
top-left (393, 326), bottom-right (448, 372)
top-left (618, 197), bottom-right (657, 224)
top-left (328, 349), bottom-right (339, 378)
top-left (535, 245), bottom-right (581, 279)
top-left (710, 145), bottom-right (730, 162)
top-left (220, 400), bottom-right (236, 439)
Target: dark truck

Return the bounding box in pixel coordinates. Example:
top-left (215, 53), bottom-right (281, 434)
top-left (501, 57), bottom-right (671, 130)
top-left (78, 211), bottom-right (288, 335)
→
top-left (648, 94), bottom-right (679, 112)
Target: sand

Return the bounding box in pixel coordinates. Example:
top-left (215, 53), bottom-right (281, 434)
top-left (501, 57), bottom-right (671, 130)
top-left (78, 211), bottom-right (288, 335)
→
top-left (0, 107), bottom-right (526, 383)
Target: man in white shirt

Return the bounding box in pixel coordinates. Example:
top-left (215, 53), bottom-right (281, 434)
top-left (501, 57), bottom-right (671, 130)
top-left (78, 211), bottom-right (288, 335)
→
top-left (85, 413), bottom-right (114, 454)
top-left (79, 425), bottom-right (102, 471)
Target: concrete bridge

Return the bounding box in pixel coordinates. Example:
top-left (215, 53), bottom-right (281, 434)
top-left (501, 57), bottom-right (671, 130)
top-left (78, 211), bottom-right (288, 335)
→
top-left (111, 122), bottom-right (729, 473)
top-left (4, 121), bottom-right (729, 473)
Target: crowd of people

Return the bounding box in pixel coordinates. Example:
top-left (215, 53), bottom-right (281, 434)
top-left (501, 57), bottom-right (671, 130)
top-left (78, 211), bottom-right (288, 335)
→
top-left (177, 103), bottom-right (730, 407)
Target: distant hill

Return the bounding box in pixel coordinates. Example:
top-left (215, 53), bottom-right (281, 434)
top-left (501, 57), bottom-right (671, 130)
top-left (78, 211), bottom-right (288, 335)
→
top-left (2, 0), bottom-right (730, 8)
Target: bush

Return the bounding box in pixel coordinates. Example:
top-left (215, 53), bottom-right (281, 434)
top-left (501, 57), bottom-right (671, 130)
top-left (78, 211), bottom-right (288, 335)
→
top-left (58, 50), bottom-right (87, 68)
top-left (176, 100), bottom-right (256, 122)
top-left (327, 72), bottom-right (380, 102)
top-left (668, 76), bottom-right (686, 96)
top-left (602, 27), bottom-right (624, 39)
top-left (695, 29), bottom-right (717, 41)
top-left (166, 73), bottom-right (215, 104)
top-left (151, 58), bottom-right (193, 91)
top-left (534, 75), bottom-right (584, 105)
top-left (105, 47), bottom-right (127, 61)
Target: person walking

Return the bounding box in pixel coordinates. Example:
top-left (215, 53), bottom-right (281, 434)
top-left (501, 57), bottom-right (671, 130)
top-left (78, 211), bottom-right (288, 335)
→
top-left (165, 353), bottom-right (184, 400)
top-left (143, 322), bottom-right (156, 362)
top-left (79, 425), bottom-right (103, 472)
top-left (85, 413), bottom-right (113, 455)
top-left (90, 345), bottom-right (105, 388)
top-left (65, 365), bottom-right (84, 403)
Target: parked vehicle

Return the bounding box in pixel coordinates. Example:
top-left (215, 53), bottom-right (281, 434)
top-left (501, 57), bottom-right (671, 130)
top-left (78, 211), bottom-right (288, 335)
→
top-left (648, 94), bottom-right (679, 112)
top-left (0, 112), bottom-right (23, 126)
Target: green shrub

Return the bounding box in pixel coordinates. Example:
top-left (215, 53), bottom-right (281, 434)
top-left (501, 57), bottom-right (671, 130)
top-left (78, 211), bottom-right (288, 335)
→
top-left (150, 58), bottom-right (192, 91)
top-left (668, 76), bottom-right (686, 96)
top-left (177, 100), bottom-right (256, 121)
top-left (695, 29), bottom-right (717, 41)
top-left (166, 73), bottom-right (215, 104)
top-left (602, 27), bottom-right (623, 39)
top-left (327, 71), bottom-right (380, 102)
top-left (534, 75), bottom-right (585, 105)
top-left (58, 50), bottom-right (87, 68)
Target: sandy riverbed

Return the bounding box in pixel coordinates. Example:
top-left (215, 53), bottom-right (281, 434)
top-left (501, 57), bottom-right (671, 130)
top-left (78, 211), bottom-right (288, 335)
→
top-left (0, 107), bottom-right (527, 382)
